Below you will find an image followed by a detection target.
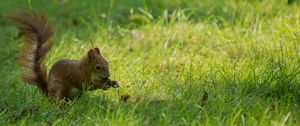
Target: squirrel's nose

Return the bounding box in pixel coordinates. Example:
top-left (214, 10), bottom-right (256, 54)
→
top-left (105, 72), bottom-right (110, 78)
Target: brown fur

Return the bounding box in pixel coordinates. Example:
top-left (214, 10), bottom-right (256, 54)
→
top-left (8, 12), bottom-right (119, 100)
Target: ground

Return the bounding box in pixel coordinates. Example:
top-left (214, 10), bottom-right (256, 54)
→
top-left (0, 0), bottom-right (300, 125)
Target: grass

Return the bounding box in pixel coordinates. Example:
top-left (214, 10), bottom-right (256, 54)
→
top-left (1, 0), bottom-right (300, 125)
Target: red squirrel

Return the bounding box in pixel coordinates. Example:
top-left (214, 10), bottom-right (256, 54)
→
top-left (8, 12), bottom-right (119, 100)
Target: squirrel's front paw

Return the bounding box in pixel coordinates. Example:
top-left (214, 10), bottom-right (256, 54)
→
top-left (108, 80), bottom-right (120, 88)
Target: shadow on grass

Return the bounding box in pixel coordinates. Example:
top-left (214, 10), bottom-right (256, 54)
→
top-left (242, 82), bottom-right (300, 103)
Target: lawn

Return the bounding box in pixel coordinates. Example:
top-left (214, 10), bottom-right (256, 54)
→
top-left (1, 0), bottom-right (300, 125)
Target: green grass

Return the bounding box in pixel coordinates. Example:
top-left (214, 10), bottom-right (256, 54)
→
top-left (1, 0), bottom-right (300, 125)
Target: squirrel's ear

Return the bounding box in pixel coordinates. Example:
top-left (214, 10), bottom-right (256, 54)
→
top-left (88, 49), bottom-right (94, 59)
top-left (94, 48), bottom-right (101, 55)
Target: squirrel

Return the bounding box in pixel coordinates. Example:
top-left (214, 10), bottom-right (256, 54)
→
top-left (8, 12), bottom-right (119, 100)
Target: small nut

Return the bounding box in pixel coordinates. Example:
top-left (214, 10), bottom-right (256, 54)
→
top-left (109, 80), bottom-right (120, 88)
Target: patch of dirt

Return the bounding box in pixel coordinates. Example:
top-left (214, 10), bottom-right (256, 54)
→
top-left (121, 94), bottom-right (131, 102)
top-left (199, 91), bottom-right (208, 106)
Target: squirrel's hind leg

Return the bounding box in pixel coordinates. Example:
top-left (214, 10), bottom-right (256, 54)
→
top-left (47, 79), bottom-right (68, 100)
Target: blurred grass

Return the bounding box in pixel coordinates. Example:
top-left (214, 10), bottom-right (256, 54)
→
top-left (1, 0), bottom-right (300, 125)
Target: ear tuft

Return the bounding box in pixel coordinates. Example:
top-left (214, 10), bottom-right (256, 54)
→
top-left (94, 48), bottom-right (101, 55)
top-left (88, 49), bottom-right (94, 59)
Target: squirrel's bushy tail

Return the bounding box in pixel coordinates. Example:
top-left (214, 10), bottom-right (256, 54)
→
top-left (8, 12), bottom-right (54, 94)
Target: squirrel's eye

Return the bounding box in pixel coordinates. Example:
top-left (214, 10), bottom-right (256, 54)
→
top-left (95, 65), bottom-right (101, 70)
